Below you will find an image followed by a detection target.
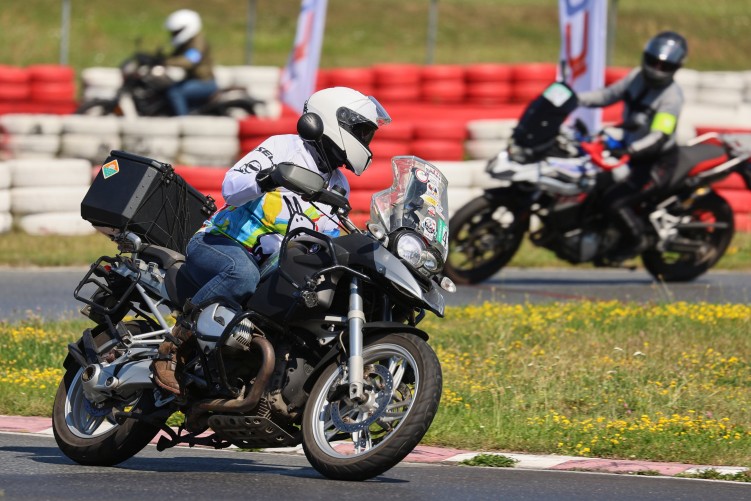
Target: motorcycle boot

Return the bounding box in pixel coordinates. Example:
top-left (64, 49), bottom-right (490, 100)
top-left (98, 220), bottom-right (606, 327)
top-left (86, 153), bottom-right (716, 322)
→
top-left (152, 301), bottom-right (197, 396)
top-left (152, 321), bottom-right (195, 396)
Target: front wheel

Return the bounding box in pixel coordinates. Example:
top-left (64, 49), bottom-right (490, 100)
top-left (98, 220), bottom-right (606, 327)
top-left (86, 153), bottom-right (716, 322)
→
top-left (444, 194), bottom-right (529, 284)
top-left (302, 332), bottom-right (442, 481)
top-left (642, 192), bottom-right (734, 282)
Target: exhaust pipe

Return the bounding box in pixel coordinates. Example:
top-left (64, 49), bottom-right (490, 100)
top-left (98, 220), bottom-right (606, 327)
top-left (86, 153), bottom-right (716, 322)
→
top-left (197, 335), bottom-right (275, 413)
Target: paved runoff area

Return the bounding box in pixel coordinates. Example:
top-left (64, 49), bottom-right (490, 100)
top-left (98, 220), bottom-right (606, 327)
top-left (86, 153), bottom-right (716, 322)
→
top-left (2, 415), bottom-right (747, 477)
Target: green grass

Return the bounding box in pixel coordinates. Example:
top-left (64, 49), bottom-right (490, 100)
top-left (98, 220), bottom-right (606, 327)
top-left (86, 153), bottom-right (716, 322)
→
top-left (3, 302), bottom-right (751, 467)
top-left (459, 453), bottom-right (519, 468)
top-left (0, 0), bottom-right (749, 74)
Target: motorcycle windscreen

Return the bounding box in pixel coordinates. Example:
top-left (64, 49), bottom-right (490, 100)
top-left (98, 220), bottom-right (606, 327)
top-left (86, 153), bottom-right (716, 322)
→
top-left (370, 156), bottom-right (449, 262)
top-left (511, 81), bottom-right (579, 149)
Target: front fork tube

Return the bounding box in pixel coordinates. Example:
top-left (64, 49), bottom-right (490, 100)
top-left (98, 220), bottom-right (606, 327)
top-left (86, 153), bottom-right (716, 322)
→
top-left (347, 277), bottom-right (365, 403)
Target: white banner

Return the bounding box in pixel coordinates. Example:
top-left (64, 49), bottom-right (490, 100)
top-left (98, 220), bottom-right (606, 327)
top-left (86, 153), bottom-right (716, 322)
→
top-left (280, 0), bottom-right (328, 113)
top-left (558, 0), bottom-right (608, 133)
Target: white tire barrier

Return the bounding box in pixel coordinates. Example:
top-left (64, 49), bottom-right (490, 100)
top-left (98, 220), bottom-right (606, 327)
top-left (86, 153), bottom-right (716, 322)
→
top-left (0, 114), bottom-right (63, 135)
top-left (18, 212), bottom-right (96, 236)
top-left (0, 212), bottom-right (11, 234)
top-left (0, 162), bottom-right (10, 189)
top-left (179, 116), bottom-right (239, 137)
top-left (179, 136), bottom-right (239, 167)
top-left (432, 160), bottom-right (486, 188)
top-left (447, 187), bottom-right (483, 217)
top-left (0, 189), bottom-right (9, 211)
top-left (10, 158), bottom-right (92, 188)
top-left (10, 186), bottom-right (89, 215)
top-left (465, 139), bottom-right (507, 160)
top-left (6, 134), bottom-right (60, 158)
top-left (120, 117), bottom-right (181, 137)
top-left (61, 115), bottom-right (121, 135)
top-left (60, 134), bottom-right (121, 164)
top-left (466, 119), bottom-right (517, 140)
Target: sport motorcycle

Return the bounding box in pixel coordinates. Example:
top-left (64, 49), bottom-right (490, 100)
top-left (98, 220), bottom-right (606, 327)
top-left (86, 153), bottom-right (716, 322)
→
top-left (445, 81), bottom-right (751, 284)
top-left (52, 115), bottom-right (454, 481)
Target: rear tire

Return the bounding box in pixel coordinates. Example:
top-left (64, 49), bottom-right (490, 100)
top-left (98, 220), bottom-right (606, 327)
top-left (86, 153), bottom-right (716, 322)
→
top-left (52, 321), bottom-right (165, 466)
top-left (642, 192), bottom-right (734, 282)
top-left (444, 194), bottom-right (528, 284)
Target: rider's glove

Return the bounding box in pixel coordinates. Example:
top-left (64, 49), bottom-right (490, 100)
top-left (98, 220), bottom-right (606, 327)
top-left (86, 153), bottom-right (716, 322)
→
top-left (256, 167), bottom-right (278, 192)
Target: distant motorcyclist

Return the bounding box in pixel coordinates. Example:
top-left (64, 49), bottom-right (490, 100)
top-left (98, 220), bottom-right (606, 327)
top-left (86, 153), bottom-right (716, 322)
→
top-left (162, 9), bottom-right (218, 115)
top-left (577, 31), bottom-right (687, 256)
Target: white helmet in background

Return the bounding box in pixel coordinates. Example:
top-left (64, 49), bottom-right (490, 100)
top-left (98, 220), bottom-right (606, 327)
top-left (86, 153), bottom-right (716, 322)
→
top-left (303, 87), bottom-right (391, 176)
top-left (165, 9), bottom-right (202, 47)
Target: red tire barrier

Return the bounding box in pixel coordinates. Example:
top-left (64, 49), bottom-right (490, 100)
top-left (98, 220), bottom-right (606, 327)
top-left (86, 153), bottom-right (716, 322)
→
top-left (421, 80), bottom-right (466, 104)
top-left (512, 81), bottom-right (551, 103)
top-left (343, 160), bottom-right (393, 191)
top-left (349, 212), bottom-right (371, 228)
top-left (465, 81), bottom-right (513, 104)
top-left (512, 63), bottom-right (557, 82)
top-left (370, 139), bottom-right (411, 159)
top-left (411, 139), bottom-right (464, 161)
top-left (174, 166), bottom-right (226, 192)
top-left (348, 190), bottom-right (375, 212)
top-left (712, 173), bottom-right (746, 190)
top-left (465, 64), bottom-right (513, 83)
top-left (375, 121), bottom-right (413, 141)
top-left (27, 64), bottom-right (75, 82)
top-left (0, 65), bottom-right (29, 84)
top-left (413, 120), bottom-right (468, 141)
top-left (30, 82), bottom-right (76, 103)
top-left (238, 117), bottom-right (297, 137)
top-left (421, 64), bottom-right (465, 81)
top-left (327, 67), bottom-right (374, 88)
top-left (373, 64), bottom-right (421, 86)
top-left (0, 84), bottom-right (30, 101)
top-left (373, 85), bottom-right (421, 102)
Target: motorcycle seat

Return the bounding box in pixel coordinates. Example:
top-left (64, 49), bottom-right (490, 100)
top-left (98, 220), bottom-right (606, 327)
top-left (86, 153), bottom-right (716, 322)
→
top-left (668, 143), bottom-right (727, 191)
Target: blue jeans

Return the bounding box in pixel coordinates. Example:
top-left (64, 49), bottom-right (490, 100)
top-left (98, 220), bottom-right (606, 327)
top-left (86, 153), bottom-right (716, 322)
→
top-left (166, 79), bottom-right (218, 116)
top-left (184, 232), bottom-right (260, 307)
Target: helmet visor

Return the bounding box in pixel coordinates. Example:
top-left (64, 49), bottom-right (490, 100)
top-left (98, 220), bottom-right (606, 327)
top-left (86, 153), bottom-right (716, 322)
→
top-left (643, 53), bottom-right (680, 73)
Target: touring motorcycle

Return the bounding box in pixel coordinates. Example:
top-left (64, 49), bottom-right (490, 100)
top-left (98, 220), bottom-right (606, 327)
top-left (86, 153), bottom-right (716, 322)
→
top-left (52, 117), bottom-right (453, 481)
top-left (445, 81), bottom-right (751, 284)
top-left (77, 51), bottom-right (261, 118)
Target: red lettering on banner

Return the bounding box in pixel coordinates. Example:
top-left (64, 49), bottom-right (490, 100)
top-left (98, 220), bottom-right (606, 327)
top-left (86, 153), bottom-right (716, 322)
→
top-left (565, 11), bottom-right (589, 80)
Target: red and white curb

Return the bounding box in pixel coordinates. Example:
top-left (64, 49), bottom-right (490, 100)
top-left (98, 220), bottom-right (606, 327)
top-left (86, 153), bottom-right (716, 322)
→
top-left (2, 415), bottom-right (746, 477)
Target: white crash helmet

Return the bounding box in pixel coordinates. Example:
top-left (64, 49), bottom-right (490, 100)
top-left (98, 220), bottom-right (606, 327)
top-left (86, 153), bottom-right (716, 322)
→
top-left (303, 87), bottom-right (391, 176)
top-left (165, 9), bottom-right (202, 47)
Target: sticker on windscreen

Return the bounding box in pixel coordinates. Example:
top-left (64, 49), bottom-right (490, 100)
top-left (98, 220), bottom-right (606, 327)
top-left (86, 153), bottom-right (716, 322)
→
top-left (543, 82), bottom-right (573, 107)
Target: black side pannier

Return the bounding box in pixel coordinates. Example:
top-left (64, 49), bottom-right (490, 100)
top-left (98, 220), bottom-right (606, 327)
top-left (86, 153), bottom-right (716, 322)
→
top-left (81, 150), bottom-right (216, 253)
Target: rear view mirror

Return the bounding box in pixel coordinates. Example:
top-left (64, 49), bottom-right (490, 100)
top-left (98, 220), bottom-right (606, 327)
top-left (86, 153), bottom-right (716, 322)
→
top-left (297, 113), bottom-right (324, 142)
top-left (271, 162), bottom-right (325, 198)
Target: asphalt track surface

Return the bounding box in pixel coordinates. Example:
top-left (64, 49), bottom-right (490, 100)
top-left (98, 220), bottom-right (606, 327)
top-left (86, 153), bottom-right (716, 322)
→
top-left (3, 266), bottom-right (751, 322)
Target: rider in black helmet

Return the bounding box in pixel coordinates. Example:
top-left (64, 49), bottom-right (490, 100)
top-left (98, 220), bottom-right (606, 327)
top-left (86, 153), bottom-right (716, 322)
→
top-left (577, 31), bottom-right (688, 259)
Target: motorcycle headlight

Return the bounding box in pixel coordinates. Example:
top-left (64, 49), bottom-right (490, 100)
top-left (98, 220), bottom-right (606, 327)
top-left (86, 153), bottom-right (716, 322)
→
top-left (395, 232), bottom-right (426, 268)
top-left (422, 250), bottom-right (442, 273)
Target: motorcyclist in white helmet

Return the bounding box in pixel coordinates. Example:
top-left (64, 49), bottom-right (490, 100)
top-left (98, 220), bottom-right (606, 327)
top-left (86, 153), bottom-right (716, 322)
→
top-left (577, 31), bottom-right (688, 259)
top-left (162, 9), bottom-right (218, 115)
top-left (151, 87), bottom-right (391, 397)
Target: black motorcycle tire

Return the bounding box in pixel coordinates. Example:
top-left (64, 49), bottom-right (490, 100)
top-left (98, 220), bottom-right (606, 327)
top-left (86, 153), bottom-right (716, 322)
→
top-left (301, 332), bottom-right (442, 481)
top-left (75, 99), bottom-right (119, 116)
top-left (52, 321), bottom-right (165, 466)
top-left (642, 192), bottom-right (734, 282)
top-left (444, 194), bottom-right (528, 284)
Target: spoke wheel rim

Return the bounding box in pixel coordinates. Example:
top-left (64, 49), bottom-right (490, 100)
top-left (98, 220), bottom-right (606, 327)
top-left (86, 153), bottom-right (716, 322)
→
top-left (310, 343), bottom-right (419, 459)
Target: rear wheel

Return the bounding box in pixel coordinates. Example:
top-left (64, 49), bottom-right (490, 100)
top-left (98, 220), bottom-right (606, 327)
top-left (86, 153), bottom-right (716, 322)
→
top-left (444, 195), bottom-right (528, 284)
top-left (642, 192), bottom-right (734, 282)
top-left (52, 321), bottom-right (165, 466)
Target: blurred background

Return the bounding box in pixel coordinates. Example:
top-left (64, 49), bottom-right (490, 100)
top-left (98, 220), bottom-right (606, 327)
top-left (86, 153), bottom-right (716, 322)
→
top-left (1, 0), bottom-right (749, 71)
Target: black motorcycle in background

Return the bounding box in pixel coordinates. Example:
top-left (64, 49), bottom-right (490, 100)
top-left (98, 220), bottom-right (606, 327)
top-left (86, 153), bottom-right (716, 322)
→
top-left (445, 81), bottom-right (751, 284)
top-left (51, 116), bottom-right (452, 480)
top-left (76, 52), bottom-right (261, 118)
